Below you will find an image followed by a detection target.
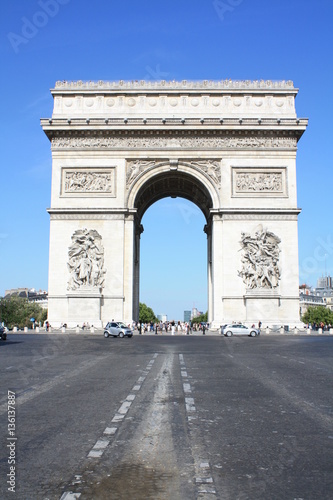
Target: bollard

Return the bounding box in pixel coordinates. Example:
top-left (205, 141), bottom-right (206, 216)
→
top-left (36, 327), bottom-right (40, 333)
top-left (13, 327), bottom-right (17, 332)
top-left (24, 327), bottom-right (28, 332)
top-left (76, 326), bottom-right (80, 333)
top-left (280, 326), bottom-right (284, 335)
top-left (307, 328), bottom-right (311, 334)
top-left (330, 328), bottom-right (333, 335)
top-left (61, 327), bottom-right (66, 333)
top-left (294, 326), bottom-right (298, 334)
top-left (91, 326), bottom-right (94, 333)
top-left (266, 326), bottom-right (270, 335)
top-left (318, 328), bottom-right (323, 335)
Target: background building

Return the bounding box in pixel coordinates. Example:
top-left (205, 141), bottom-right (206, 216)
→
top-left (184, 310), bottom-right (191, 323)
top-left (4, 288), bottom-right (48, 310)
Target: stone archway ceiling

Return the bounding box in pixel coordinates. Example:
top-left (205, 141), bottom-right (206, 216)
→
top-left (134, 171), bottom-right (213, 222)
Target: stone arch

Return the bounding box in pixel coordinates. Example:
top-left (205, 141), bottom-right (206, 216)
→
top-left (126, 161), bottom-right (220, 221)
top-left (126, 161), bottom-right (220, 322)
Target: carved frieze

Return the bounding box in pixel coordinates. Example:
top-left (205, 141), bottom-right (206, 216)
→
top-left (232, 168), bottom-right (286, 197)
top-left (67, 229), bottom-right (106, 290)
top-left (236, 173), bottom-right (282, 192)
top-left (238, 227), bottom-right (281, 289)
top-left (61, 168), bottom-right (115, 196)
top-left (52, 132), bottom-right (297, 151)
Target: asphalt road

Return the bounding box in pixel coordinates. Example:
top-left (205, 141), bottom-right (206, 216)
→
top-left (0, 334), bottom-right (332, 500)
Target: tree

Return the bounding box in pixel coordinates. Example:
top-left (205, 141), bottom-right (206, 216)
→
top-left (301, 306), bottom-right (333, 326)
top-left (191, 311), bottom-right (208, 324)
top-left (0, 296), bottom-right (47, 329)
top-left (139, 302), bottom-right (158, 324)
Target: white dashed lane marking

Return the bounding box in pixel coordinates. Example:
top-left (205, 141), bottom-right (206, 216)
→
top-left (179, 353), bottom-right (217, 498)
top-left (60, 492), bottom-right (81, 499)
top-left (61, 353), bottom-right (158, 499)
top-left (183, 383), bottom-right (192, 393)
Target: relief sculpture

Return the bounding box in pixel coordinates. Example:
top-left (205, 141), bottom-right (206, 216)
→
top-left (126, 160), bottom-right (156, 187)
top-left (67, 229), bottom-right (106, 290)
top-left (238, 227), bottom-right (281, 289)
top-left (52, 133), bottom-right (297, 150)
top-left (236, 172), bottom-right (282, 192)
top-left (189, 160), bottom-right (221, 185)
top-left (64, 171), bottom-right (112, 193)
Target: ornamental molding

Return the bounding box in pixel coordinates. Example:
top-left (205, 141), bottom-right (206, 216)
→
top-left (50, 213), bottom-right (125, 220)
top-left (61, 168), bottom-right (115, 196)
top-left (220, 214), bottom-right (298, 221)
top-left (51, 131), bottom-right (297, 151)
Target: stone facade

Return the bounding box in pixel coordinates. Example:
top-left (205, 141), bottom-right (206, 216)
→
top-left (41, 80), bottom-right (307, 328)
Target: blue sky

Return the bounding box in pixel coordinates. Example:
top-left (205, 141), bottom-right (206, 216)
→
top-left (1, 0), bottom-right (332, 320)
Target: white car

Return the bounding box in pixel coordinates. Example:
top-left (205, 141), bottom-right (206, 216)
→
top-left (223, 324), bottom-right (259, 337)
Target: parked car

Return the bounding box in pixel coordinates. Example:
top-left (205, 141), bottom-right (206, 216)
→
top-left (104, 322), bottom-right (133, 338)
top-left (222, 324), bottom-right (259, 337)
top-left (0, 326), bottom-right (7, 341)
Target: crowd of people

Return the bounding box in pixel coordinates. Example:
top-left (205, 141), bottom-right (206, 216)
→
top-left (133, 320), bottom-right (208, 335)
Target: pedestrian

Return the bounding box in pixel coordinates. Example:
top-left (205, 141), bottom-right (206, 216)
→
top-left (203, 323), bottom-right (206, 335)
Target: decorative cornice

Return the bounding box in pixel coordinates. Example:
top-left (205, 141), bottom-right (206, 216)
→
top-left (53, 79), bottom-right (296, 91)
top-left (42, 117), bottom-right (307, 130)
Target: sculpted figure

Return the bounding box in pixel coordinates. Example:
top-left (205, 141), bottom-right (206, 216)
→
top-left (238, 227), bottom-right (281, 289)
top-left (67, 229), bottom-right (106, 290)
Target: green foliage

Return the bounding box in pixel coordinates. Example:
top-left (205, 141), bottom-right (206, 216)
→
top-left (0, 296), bottom-right (48, 329)
top-left (191, 311), bottom-right (208, 324)
top-left (139, 302), bottom-right (158, 324)
top-left (301, 306), bottom-right (333, 325)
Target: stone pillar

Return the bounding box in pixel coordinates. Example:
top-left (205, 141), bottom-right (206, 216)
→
top-left (205, 219), bottom-right (213, 324)
top-left (123, 214), bottom-right (135, 323)
top-left (210, 214), bottom-right (223, 327)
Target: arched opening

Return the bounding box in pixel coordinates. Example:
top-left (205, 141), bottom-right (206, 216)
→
top-left (140, 198), bottom-right (207, 321)
top-left (130, 169), bottom-right (215, 322)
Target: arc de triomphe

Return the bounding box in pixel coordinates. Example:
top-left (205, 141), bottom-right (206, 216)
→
top-left (41, 80), bottom-right (307, 328)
